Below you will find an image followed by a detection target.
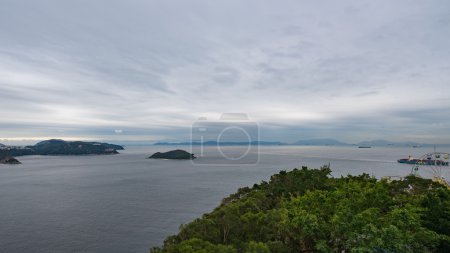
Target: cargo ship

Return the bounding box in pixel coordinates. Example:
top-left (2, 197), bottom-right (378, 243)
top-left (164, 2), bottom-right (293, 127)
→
top-left (397, 156), bottom-right (449, 166)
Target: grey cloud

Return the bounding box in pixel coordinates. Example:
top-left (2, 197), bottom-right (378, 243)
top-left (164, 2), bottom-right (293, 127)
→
top-left (353, 91), bottom-right (380, 97)
top-left (0, 0), bottom-right (449, 143)
top-left (212, 67), bottom-right (241, 85)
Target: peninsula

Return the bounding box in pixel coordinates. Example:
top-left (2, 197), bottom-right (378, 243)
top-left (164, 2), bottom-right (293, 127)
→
top-left (0, 139), bottom-right (124, 158)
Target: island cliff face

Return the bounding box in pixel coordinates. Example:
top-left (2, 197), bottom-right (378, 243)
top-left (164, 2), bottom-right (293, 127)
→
top-left (149, 150), bottom-right (196, 160)
top-left (0, 139), bottom-right (124, 158)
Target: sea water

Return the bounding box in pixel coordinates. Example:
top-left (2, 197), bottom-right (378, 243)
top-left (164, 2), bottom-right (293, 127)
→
top-left (0, 145), bottom-right (448, 252)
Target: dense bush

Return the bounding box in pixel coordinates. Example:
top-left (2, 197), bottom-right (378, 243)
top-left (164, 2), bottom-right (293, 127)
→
top-left (151, 167), bottom-right (450, 253)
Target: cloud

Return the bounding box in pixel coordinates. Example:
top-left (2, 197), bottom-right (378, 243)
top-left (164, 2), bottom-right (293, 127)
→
top-left (0, 0), bottom-right (449, 143)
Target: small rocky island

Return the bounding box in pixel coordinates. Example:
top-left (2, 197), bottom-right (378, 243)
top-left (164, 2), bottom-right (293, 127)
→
top-left (0, 139), bottom-right (124, 158)
top-left (0, 156), bottom-right (21, 165)
top-left (149, 149), bottom-right (196, 160)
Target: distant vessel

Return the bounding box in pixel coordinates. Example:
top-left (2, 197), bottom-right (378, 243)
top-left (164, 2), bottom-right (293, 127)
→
top-left (398, 156), bottom-right (449, 166)
top-left (358, 146), bottom-right (371, 148)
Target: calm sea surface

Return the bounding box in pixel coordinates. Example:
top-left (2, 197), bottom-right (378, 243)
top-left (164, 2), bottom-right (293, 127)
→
top-left (1, 145), bottom-right (449, 252)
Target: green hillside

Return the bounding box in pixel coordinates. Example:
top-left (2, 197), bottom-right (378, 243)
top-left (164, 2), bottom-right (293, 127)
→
top-left (151, 167), bottom-right (450, 253)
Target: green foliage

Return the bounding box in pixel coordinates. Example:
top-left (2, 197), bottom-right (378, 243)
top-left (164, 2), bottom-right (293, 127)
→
top-left (152, 238), bottom-right (236, 253)
top-left (151, 167), bottom-right (450, 253)
top-left (244, 241), bottom-right (270, 253)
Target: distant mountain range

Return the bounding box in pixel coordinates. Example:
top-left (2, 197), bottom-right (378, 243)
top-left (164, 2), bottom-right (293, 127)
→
top-left (154, 141), bottom-right (285, 146)
top-left (154, 138), bottom-right (448, 147)
top-left (293, 138), bottom-right (444, 147)
top-left (356, 139), bottom-right (418, 147)
top-left (292, 138), bottom-right (348, 146)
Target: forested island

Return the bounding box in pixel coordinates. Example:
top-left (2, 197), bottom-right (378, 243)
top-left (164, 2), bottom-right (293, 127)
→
top-left (151, 167), bottom-right (450, 253)
top-left (149, 150), bottom-right (196, 160)
top-left (0, 139), bottom-right (124, 158)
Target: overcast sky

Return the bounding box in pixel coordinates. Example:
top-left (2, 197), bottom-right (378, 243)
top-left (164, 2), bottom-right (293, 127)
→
top-left (1, 0), bottom-right (449, 144)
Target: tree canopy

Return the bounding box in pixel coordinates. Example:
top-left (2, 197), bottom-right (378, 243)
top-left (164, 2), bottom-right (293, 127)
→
top-left (151, 167), bottom-right (450, 253)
